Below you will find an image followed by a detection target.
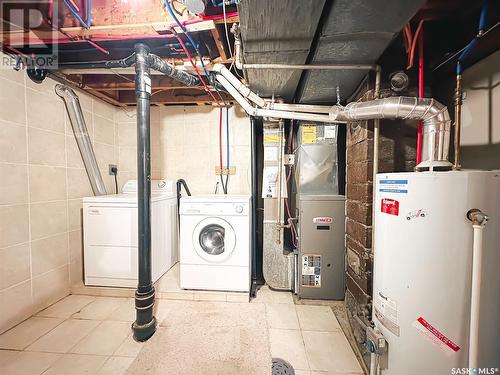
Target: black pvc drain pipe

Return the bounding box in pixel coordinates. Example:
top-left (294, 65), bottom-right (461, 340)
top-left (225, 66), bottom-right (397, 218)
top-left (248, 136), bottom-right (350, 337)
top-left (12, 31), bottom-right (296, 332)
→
top-left (272, 358), bottom-right (295, 375)
top-left (132, 43), bottom-right (156, 342)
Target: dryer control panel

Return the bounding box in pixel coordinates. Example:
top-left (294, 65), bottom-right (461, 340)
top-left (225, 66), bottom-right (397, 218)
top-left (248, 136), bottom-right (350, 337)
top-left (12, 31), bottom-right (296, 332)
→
top-left (180, 202), bottom-right (249, 216)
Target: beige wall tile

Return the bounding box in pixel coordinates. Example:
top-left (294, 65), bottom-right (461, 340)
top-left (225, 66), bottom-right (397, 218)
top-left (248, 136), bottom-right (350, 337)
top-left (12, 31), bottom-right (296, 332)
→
top-left (67, 199), bottom-right (83, 231)
top-left (160, 121), bottom-right (184, 150)
top-left (0, 163), bottom-right (28, 205)
top-left (0, 77), bottom-right (25, 125)
top-left (70, 258), bottom-right (83, 285)
top-left (117, 123), bottom-right (136, 147)
top-left (31, 233), bottom-right (69, 277)
top-left (119, 146), bottom-right (136, 172)
top-left (93, 99), bottom-right (114, 121)
top-left (93, 115), bottom-right (115, 145)
top-left (0, 243), bottom-right (30, 290)
top-left (32, 265), bottom-right (70, 312)
top-left (26, 89), bottom-right (65, 133)
top-left (68, 229), bottom-right (83, 265)
top-left (29, 165), bottom-right (67, 203)
top-left (30, 200), bottom-right (68, 240)
top-left (0, 204), bottom-right (29, 248)
top-left (115, 106), bottom-right (137, 122)
top-left (0, 55), bottom-right (25, 83)
top-left (67, 168), bottom-right (92, 199)
top-left (0, 120), bottom-right (27, 163)
top-left (65, 135), bottom-right (84, 169)
top-left (25, 75), bottom-right (57, 95)
top-left (0, 280), bottom-right (33, 334)
top-left (28, 127), bottom-right (65, 167)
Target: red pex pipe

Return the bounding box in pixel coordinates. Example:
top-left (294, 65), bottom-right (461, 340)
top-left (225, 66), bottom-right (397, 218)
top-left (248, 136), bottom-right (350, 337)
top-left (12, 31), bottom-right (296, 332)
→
top-left (10, 12), bottom-right (239, 46)
top-left (416, 25), bottom-right (424, 165)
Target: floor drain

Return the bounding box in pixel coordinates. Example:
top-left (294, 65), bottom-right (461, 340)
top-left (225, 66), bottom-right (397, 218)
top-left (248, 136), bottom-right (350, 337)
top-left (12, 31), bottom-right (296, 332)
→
top-left (272, 358), bottom-right (295, 375)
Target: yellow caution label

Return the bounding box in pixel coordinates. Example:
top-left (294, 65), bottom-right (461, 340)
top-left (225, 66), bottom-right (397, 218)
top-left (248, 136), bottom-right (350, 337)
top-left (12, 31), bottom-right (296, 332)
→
top-left (264, 134), bottom-right (280, 143)
top-left (302, 126), bottom-right (317, 144)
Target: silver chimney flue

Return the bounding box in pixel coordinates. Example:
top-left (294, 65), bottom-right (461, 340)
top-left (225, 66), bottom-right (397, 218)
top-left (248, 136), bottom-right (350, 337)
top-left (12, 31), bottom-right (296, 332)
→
top-left (55, 84), bottom-right (107, 195)
top-left (330, 96), bottom-right (452, 170)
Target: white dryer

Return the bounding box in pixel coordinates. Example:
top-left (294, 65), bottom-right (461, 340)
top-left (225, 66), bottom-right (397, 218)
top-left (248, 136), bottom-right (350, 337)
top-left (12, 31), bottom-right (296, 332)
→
top-left (179, 195), bottom-right (251, 292)
top-left (83, 180), bottom-right (178, 288)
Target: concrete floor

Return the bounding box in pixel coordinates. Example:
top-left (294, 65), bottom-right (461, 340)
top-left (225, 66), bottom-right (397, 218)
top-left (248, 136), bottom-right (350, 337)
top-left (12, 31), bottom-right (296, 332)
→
top-left (0, 264), bottom-right (363, 374)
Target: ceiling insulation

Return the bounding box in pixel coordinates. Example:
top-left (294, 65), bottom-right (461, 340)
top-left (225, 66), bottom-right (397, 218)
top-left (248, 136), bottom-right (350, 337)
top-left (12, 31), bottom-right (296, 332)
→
top-left (297, 0), bottom-right (426, 104)
top-left (238, 0), bottom-right (326, 101)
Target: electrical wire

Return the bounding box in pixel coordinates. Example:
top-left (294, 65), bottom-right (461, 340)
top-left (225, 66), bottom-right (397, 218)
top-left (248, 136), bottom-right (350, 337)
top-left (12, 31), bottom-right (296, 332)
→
top-left (222, 1), bottom-right (233, 60)
top-left (163, 0), bottom-right (227, 105)
top-left (170, 27), bottom-right (221, 105)
top-left (218, 107), bottom-right (227, 194)
top-left (63, 0), bottom-right (89, 28)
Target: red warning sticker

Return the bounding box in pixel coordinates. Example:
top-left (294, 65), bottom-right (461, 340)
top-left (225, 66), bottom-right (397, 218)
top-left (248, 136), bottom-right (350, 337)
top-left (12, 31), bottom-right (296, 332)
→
top-left (381, 198), bottom-right (399, 216)
top-left (414, 317), bottom-right (460, 354)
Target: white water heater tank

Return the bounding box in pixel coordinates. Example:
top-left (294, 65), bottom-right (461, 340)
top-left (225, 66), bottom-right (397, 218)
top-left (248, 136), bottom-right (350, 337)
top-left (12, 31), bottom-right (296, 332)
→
top-left (373, 170), bottom-right (500, 374)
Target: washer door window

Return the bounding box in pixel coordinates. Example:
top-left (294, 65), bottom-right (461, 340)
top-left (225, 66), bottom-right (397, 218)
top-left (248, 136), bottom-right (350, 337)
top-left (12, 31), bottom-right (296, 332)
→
top-left (192, 217), bottom-right (236, 263)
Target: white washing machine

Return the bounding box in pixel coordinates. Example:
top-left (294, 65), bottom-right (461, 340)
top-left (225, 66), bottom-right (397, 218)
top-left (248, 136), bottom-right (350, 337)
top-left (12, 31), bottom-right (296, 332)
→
top-left (83, 180), bottom-right (178, 288)
top-left (180, 195), bottom-right (251, 292)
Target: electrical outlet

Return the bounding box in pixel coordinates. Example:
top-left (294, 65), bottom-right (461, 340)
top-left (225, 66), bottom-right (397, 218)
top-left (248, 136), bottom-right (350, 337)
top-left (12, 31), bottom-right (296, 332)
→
top-left (108, 164), bottom-right (118, 175)
top-left (215, 166), bottom-right (236, 176)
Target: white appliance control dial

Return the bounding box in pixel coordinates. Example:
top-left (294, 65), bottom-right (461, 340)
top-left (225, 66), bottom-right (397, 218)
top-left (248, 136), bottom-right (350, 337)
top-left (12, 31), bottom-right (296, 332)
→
top-left (235, 205), bottom-right (244, 213)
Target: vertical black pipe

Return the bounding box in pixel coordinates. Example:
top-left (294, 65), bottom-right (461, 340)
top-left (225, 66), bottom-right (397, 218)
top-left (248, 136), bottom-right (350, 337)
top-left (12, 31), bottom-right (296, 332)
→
top-left (132, 43), bottom-right (156, 342)
top-left (250, 116), bottom-right (259, 297)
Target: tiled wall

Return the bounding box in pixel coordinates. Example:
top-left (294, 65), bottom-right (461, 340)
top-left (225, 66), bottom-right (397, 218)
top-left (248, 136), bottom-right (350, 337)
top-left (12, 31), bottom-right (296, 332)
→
top-left (115, 105), bottom-right (251, 195)
top-left (0, 56), bottom-right (118, 333)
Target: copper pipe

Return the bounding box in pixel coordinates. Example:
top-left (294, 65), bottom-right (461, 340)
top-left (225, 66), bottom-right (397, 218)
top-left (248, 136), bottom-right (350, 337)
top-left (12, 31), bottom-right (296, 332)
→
top-left (453, 74), bottom-right (463, 170)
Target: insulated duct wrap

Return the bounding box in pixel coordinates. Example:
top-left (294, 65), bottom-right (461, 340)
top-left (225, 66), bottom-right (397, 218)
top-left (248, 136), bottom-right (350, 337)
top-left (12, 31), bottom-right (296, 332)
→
top-left (55, 85), bottom-right (107, 195)
top-left (148, 54), bottom-right (201, 87)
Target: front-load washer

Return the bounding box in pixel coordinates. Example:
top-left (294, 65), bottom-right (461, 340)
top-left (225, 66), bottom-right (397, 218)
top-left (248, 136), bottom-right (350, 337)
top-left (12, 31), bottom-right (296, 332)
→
top-left (179, 195), bottom-right (251, 292)
top-left (83, 180), bottom-right (178, 288)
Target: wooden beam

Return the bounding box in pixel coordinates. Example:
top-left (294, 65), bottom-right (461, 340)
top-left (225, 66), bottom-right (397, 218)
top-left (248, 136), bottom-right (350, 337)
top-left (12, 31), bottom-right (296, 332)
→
top-left (80, 75), bottom-right (201, 91)
top-left (211, 27), bottom-right (229, 61)
top-left (118, 89), bottom-right (231, 105)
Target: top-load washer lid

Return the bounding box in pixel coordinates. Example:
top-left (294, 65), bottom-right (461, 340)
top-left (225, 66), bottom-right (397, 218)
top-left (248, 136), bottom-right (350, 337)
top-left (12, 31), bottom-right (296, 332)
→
top-left (83, 192), bottom-right (170, 204)
top-left (122, 180), bottom-right (175, 194)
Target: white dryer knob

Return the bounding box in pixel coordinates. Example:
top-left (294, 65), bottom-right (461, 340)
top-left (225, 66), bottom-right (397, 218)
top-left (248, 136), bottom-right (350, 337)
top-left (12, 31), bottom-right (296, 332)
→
top-left (235, 205), bottom-right (244, 213)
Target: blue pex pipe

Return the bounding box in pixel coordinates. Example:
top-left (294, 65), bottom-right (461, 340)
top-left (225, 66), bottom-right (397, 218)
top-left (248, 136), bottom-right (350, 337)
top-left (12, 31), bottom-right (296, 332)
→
top-left (63, 0), bottom-right (89, 28)
top-left (456, 0), bottom-right (488, 75)
top-left (456, 38), bottom-right (478, 75)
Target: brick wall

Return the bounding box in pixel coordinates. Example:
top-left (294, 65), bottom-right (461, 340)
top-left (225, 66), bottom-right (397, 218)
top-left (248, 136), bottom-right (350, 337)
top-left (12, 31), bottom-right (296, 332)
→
top-left (345, 76), bottom-right (417, 365)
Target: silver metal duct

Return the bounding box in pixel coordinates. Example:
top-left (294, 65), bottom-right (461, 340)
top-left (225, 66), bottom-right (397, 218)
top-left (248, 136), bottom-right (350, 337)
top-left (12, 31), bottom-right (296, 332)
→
top-left (55, 84), bottom-right (107, 195)
top-left (330, 96), bottom-right (452, 170)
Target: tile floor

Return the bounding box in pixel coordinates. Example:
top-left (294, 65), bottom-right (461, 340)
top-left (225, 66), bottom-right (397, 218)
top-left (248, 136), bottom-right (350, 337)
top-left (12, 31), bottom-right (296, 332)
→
top-left (0, 264), bottom-right (363, 375)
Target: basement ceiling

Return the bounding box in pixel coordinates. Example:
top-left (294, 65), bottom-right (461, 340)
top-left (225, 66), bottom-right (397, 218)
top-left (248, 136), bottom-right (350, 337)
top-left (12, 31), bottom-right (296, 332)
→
top-left (238, 0), bottom-right (426, 104)
top-left (0, 0), bottom-right (237, 106)
top-left (238, 0), bottom-right (326, 101)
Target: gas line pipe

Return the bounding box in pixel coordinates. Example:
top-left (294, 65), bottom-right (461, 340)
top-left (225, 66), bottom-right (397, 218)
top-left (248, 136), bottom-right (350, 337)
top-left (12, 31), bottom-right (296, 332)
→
top-left (466, 208), bottom-right (489, 369)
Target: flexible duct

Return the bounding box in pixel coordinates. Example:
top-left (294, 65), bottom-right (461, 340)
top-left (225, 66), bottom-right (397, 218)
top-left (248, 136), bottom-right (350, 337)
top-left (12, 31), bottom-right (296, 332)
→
top-left (330, 96), bottom-right (452, 170)
top-left (55, 84), bottom-right (107, 195)
top-left (215, 69), bottom-right (451, 169)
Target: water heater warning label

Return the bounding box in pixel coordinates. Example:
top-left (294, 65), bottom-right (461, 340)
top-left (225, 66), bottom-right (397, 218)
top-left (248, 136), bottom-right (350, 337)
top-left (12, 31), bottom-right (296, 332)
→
top-left (302, 255), bottom-right (321, 288)
top-left (413, 317), bottom-right (460, 355)
top-left (379, 179), bottom-right (408, 194)
top-left (381, 198), bottom-right (399, 216)
top-left (374, 292), bottom-right (400, 336)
